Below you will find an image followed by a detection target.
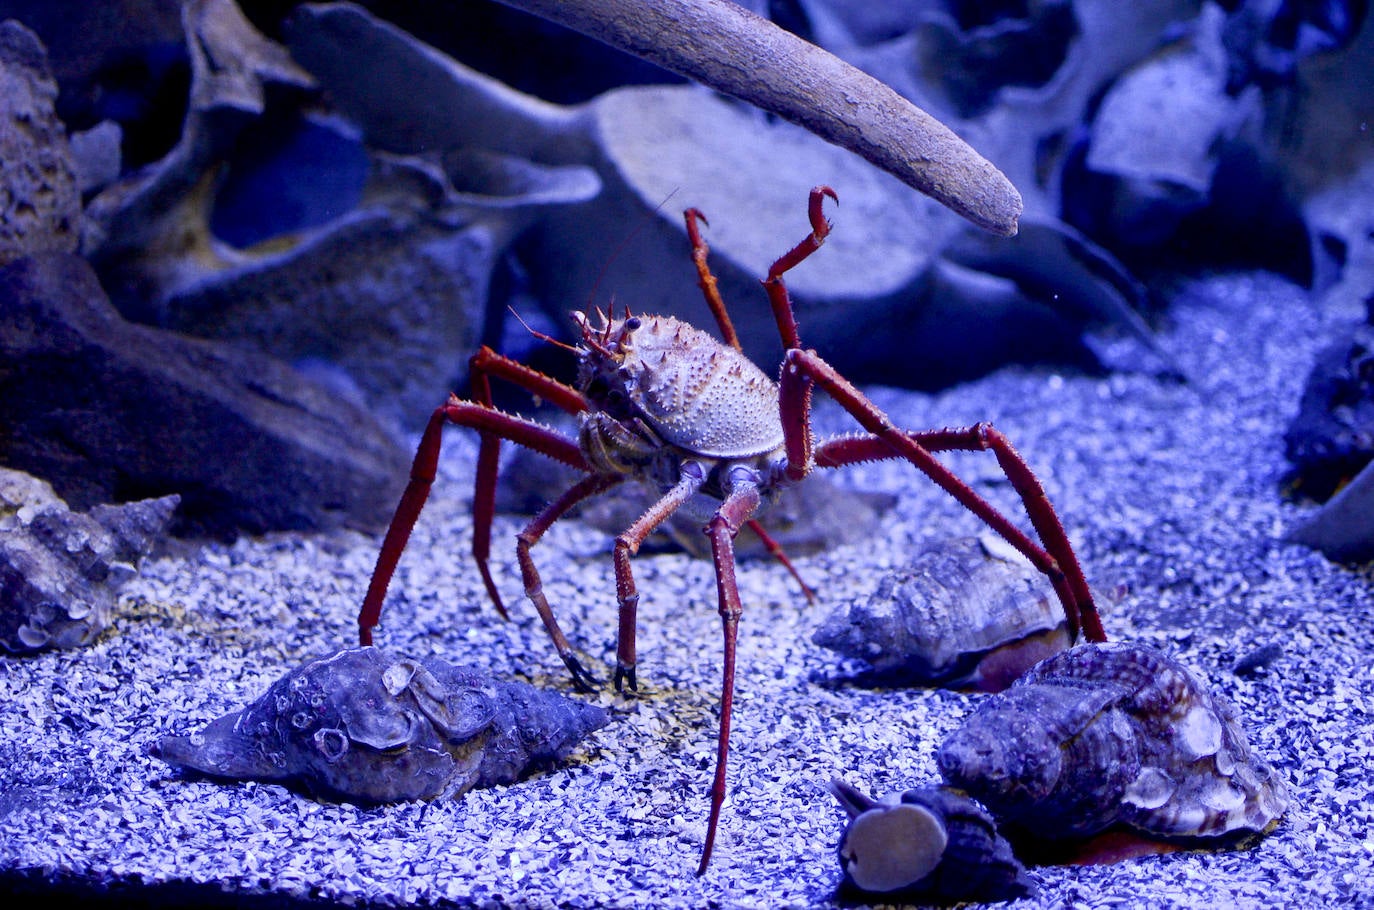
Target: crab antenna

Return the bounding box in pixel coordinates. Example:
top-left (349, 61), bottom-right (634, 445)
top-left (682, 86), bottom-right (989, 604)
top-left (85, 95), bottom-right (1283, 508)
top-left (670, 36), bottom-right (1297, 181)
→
top-left (571, 311), bottom-right (618, 359)
top-left (509, 306), bottom-right (581, 355)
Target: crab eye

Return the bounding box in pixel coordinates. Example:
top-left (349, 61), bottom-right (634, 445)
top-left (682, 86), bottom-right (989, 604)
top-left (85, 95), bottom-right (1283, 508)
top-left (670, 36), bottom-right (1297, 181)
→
top-left (624, 316), bottom-right (642, 332)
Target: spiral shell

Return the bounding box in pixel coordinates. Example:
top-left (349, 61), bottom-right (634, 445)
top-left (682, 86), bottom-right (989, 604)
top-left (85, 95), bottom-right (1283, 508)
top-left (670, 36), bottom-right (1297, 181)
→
top-left (0, 467), bottom-right (178, 653)
top-left (829, 779), bottom-right (1034, 904)
top-left (936, 641), bottom-right (1290, 843)
top-left (813, 534), bottom-right (1070, 691)
top-left (151, 647), bottom-right (610, 803)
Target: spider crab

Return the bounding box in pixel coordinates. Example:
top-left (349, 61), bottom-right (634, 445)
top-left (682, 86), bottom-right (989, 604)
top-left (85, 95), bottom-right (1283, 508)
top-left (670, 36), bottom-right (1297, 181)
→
top-left (357, 186), bottom-right (1107, 873)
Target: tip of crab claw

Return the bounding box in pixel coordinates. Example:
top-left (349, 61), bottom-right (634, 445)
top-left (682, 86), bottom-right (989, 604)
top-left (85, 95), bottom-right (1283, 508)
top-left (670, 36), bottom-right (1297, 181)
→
top-left (613, 664), bottom-right (638, 693)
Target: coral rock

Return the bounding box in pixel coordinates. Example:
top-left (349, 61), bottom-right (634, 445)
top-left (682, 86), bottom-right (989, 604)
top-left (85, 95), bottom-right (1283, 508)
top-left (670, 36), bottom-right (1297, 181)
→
top-left (0, 251), bottom-right (407, 537)
top-left (0, 467), bottom-right (177, 653)
top-left (0, 20), bottom-right (81, 266)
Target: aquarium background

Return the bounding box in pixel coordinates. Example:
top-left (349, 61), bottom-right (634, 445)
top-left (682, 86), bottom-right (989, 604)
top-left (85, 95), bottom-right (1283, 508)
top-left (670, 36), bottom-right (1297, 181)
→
top-left (1, 2), bottom-right (1372, 908)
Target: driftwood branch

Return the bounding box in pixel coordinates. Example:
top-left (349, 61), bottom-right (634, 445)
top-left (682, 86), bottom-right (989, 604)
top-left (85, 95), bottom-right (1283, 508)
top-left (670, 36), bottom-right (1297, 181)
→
top-left (496, 0), bottom-right (1022, 236)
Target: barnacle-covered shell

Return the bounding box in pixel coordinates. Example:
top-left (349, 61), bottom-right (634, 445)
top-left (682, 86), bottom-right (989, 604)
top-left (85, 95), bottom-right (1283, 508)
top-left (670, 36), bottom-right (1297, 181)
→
top-left (150, 647), bottom-right (609, 803)
top-left (937, 641), bottom-right (1290, 843)
top-left (813, 534), bottom-right (1070, 691)
top-left (829, 779), bottom-right (1034, 905)
top-left (0, 467), bottom-right (179, 653)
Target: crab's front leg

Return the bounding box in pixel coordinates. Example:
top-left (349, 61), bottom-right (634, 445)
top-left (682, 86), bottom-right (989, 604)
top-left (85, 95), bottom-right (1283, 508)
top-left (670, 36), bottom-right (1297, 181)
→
top-left (609, 462), bottom-right (708, 691)
top-left (358, 396), bottom-right (588, 645)
top-left (515, 472), bottom-right (626, 692)
top-left (697, 466), bottom-right (763, 875)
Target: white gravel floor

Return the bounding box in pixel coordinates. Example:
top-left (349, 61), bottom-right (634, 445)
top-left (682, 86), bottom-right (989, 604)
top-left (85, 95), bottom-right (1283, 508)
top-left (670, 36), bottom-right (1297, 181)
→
top-left (2, 269), bottom-right (1373, 909)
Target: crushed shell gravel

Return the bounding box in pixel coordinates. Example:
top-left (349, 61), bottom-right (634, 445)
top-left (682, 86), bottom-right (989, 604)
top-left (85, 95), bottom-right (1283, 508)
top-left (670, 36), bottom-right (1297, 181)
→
top-left (1, 271), bottom-right (1372, 908)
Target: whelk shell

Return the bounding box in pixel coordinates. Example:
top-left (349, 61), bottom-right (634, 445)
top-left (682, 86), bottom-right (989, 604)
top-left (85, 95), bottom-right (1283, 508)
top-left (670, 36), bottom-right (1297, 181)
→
top-left (151, 646), bottom-right (610, 803)
top-left (936, 641), bottom-right (1290, 845)
top-left (0, 467), bottom-right (178, 653)
top-left (813, 534), bottom-right (1070, 691)
top-left (828, 779), bottom-right (1035, 905)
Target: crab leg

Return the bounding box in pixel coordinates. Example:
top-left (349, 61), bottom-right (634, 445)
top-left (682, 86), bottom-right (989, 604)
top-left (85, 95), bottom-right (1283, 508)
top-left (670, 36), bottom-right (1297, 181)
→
top-left (698, 469), bottom-right (762, 876)
top-left (813, 429), bottom-right (992, 466)
top-left (815, 427), bottom-right (1085, 603)
top-left (754, 185), bottom-right (1103, 644)
top-left (817, 428), bottom-right (1101, 630)
top-left (763, 185), bottom-right (836, 351)
top-left (686, 205), bottom-right (817, 601)
top-left (743, 519), bottom-right (815, 602)
top-left (762, 186), bottom-right (834, 478)
top-left (684, 207), bottom-right (741, 351)
top-left (467, 346), bottom-right (590, 618)
top-left (358, 395), bottom-right (588, 645)
top-left (516, 473), bottom-right (626, 691)
top-left (611, 463), bottom-right (708, 692)
top-left (796, 364), bottom-right (1105, 643)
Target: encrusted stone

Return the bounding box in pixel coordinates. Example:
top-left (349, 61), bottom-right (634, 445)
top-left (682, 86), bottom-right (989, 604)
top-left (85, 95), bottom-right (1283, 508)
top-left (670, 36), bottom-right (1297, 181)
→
top-left (0, 466), bottom-right (177, 653)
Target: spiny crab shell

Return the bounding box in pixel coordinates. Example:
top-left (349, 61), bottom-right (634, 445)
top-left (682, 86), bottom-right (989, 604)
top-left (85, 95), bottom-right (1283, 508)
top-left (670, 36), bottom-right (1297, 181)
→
top-left (937, 641), bottom-right (1290, 843)
top-left (573, 309), bottom-right (789, 519)
top-left (151, 646), bottom-right (609, 803)
top-left (813, 534), bottom-right (1071, 691)
top-left (575, 311), bottom-right (784, 459)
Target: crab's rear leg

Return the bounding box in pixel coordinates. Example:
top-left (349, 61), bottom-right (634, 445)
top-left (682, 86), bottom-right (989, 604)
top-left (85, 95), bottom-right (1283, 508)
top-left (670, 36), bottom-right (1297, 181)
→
top-left (743, 519), bottom-right (815, 601)
top-left (798, 367), bottom-right (1105, 643)
top-left (358, 390), bottom-right (589, 646)
top-left (698, 468), bottom-right (763, 875)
